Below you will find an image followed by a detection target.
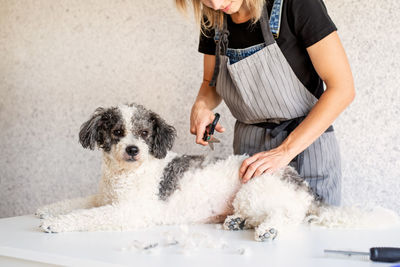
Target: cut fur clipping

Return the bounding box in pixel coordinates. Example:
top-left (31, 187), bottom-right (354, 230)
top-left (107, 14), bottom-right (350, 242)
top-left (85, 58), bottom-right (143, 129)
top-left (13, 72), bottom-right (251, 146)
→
top-left (36, 103), bottom-right (400, 241)
top-left (120, 225), bottom-right (251, 255)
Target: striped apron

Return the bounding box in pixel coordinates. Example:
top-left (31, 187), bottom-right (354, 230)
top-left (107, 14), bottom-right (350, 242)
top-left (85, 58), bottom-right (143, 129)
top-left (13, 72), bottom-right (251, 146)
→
top-left (209, 0), bottom-right (342, 205)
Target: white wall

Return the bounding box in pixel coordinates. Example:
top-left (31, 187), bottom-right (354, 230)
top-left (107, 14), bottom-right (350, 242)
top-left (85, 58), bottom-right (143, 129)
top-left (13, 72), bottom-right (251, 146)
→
top-left (0, 0), bottom-right (399, 218)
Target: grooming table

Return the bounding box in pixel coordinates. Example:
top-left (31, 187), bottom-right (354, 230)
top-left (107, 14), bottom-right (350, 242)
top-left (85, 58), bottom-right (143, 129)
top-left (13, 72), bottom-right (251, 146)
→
top-left (0, 215), bottom-right (399, 266)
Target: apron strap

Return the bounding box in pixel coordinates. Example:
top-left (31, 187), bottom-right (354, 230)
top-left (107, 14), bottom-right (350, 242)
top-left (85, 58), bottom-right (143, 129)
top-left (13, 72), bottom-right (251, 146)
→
top-left (259, 2), bottom-right (276, 46)
top-left (209, 18), bottom-right (229, 87)
top-left (270, 0), bottom-right (284, 39)
top-left (209, 3), bottom-right (277, 86)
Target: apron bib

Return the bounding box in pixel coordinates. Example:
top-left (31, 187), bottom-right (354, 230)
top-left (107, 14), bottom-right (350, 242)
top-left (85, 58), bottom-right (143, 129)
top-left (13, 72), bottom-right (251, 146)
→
top-left (209, 0), bottom-right (342, 205)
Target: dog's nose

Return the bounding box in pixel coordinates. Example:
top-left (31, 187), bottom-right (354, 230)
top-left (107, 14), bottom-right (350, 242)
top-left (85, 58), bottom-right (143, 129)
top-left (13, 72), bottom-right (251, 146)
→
top-left (126, 146), bottom-right (139, 156)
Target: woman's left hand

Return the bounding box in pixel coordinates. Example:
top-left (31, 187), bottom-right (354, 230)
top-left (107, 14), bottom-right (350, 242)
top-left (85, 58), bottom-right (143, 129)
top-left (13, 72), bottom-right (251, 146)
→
top-left (239, 146), bottom-right (295, 183)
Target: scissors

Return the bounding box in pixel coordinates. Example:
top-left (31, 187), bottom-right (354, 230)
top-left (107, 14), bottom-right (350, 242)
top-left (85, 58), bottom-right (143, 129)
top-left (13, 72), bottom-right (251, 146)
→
top-left (202, 113), bottom-right (221, 150)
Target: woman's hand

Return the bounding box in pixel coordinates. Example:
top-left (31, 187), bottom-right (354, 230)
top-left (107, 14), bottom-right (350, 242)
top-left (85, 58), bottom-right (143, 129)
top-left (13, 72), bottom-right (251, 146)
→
top-left (190, 103), bottom-right (225, 146)
top-left (239, 145), bottom-right (295, 183)
top-left (190, 54), bottom-right (224, 146)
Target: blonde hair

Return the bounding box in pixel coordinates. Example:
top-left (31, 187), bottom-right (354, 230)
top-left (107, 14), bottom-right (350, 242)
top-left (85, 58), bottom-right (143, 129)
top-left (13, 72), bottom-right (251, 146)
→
top-left (175, 0), bottom-right (266, 32)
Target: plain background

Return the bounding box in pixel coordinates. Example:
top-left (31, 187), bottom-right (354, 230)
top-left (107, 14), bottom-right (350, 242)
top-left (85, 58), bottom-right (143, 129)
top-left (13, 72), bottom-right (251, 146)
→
top-left (0, 0), bottom-right (399, 218)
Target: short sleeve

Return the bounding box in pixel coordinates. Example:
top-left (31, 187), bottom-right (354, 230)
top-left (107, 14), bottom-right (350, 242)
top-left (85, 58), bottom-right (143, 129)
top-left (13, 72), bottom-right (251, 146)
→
top-left (289, 0), bottom-right (337, 48)
top-left (198, 24), bottom-right (216, 55)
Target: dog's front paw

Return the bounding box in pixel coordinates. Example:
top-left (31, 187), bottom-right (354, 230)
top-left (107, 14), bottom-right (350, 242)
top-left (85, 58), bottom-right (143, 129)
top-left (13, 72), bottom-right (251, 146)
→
top-left (35, 208), bottom-right (51, 219)
top-left (35, 204), bottom-right (58, 219)
top-left (40, 223), bottom-right (58, 233)
top-left (39, 217), bottom-right (70, 233)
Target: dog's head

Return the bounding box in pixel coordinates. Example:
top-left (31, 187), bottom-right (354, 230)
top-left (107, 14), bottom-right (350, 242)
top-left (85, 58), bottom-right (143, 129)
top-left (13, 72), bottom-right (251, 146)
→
top-left (79, 103), bottom-right (176, 168)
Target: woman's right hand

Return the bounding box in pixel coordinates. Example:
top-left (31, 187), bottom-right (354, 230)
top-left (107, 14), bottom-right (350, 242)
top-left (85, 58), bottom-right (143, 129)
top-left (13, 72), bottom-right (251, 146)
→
top-left (190, 103), bottom-right (225, 146)
top-left (190, 54), bottom-right (224, 146)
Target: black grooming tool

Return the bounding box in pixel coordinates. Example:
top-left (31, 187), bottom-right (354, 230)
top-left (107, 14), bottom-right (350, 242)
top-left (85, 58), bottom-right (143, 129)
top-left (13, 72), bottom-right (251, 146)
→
top-left (324, 247), bottom-right (400, 263)
top-left (202, 113), bottom-right (221, 150)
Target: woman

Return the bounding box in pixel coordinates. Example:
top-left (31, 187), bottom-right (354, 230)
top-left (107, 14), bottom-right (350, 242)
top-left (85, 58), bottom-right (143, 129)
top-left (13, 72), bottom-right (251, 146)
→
top-left (175, 0), bottom-right (355, 205)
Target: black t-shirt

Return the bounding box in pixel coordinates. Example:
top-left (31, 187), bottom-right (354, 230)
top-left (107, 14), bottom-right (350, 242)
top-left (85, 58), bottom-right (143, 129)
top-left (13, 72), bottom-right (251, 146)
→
top-left (198, 0), bottom-right (337, 98)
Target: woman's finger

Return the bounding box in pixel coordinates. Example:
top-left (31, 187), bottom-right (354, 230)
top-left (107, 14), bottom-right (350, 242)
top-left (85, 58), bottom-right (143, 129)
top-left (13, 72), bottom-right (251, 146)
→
top-left (253, 163), bottom-right (271, 178)
top-left (241, 159), bottom-right (266, 183)
top-left (195, 123), bottom-right (209, 146)
top-left (239, 155), bottom-right (259, 178)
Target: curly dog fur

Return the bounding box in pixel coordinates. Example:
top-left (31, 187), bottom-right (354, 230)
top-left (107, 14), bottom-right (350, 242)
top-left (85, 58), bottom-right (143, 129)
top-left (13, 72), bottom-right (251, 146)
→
top-left (36, 103), bottom-right (399, 241)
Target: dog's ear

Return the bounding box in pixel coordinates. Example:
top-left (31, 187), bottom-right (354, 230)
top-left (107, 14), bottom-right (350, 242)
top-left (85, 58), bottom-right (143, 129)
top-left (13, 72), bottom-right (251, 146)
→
top-left (79, 107), bottom-right (106, 150)
top-left (149, 112), bottom-right (176, 159)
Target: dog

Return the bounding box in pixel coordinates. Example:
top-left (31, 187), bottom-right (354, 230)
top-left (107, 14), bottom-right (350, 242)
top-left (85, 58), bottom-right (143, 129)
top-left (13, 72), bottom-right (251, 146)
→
top-left (36, 103), bottom-right (399, 241)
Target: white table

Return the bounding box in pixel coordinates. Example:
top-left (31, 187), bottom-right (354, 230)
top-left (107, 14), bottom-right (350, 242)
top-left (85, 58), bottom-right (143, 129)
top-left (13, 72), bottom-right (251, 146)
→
top-left (0, 215), bottom-right (399, 267)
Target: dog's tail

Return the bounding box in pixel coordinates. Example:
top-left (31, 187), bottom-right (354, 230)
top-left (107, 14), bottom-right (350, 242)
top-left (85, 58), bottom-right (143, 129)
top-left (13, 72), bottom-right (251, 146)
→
top-left (305, 203), bottom-right (400, 229)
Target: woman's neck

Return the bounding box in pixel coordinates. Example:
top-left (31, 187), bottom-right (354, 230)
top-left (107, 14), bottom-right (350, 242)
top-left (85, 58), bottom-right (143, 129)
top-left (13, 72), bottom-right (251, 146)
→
top-left (230, 3), bottom-right (252, 23)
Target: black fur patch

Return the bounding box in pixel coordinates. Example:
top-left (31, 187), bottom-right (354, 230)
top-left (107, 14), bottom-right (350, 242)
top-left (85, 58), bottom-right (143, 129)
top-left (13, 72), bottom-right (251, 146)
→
top-left (281, 167), bottom-right (321, 201)
top-left (129, 104), bottom-right (177, 159)
top-left (158, 155), bottom-right (205, 201)
top-left (79, 107), bottom-right (125, 152)
top-left (148, 112), bottom-right (176, 159)
top-left (281, 167), bottom-right (308, 189)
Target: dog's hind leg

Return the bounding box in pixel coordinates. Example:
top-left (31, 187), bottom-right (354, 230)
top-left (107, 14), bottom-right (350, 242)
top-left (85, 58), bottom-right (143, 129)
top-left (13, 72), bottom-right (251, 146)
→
top-left (253, 209), bottom-right (304, 241)
top-left (254, 219), bottom-right (279, 242)
top-left (223, 214), bottom-right (250, 231)
top-left (35, 195), bottom-right (101, 219)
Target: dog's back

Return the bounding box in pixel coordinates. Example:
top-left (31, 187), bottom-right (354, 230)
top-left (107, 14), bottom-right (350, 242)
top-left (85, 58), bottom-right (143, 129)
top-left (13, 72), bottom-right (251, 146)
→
top-left (161, 155), bottom-right (246, 224)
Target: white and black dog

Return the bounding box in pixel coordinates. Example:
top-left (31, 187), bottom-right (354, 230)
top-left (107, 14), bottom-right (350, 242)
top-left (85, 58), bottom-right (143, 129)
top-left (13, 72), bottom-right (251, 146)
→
top-left (36, 103), bottom-right (399, 241)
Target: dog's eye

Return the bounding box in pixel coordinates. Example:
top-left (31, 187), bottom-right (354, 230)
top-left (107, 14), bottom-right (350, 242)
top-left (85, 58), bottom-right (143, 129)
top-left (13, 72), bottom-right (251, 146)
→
top-left (113, 129), bottom-right (124, 137)
top-left (141, 130), bottom-right (149, 138)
